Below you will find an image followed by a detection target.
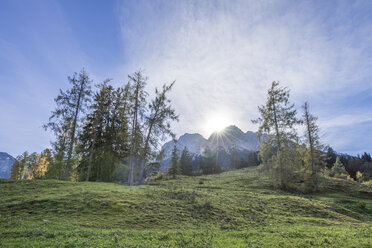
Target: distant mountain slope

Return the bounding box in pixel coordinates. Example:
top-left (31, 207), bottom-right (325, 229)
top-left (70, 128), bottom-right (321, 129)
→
top-left (162, 133), bottom-right (208, 158)
top-left (208, 125), bottom-right (261, 151)
top-left (0, 152), bottom-right (15, 179)
top-left (160, 125), bottom-right (263, 170)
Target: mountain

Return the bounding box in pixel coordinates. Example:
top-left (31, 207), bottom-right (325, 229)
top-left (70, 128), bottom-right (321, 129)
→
top-left (159, 133), bottom-right (208, 171)
top-left (162, 133), bottom-right (208, 158)
top-left (160, 125), bottom-right (263, 171)
top-left (208, 125), bottom-right (261, 151)
top-left (0, 152), bottom-right (15, 179)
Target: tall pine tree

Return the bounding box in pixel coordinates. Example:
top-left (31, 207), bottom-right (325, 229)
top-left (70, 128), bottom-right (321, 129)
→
top-left (128, 71), bottom-right (148, 185)
top-left (45, 68), bottom-right (92, 180)
top-left (168, 145), bottom-right (179, 178)
top-left (179, 147), bottom-right (193, 176)
top-left (302, 101), bottom-right (321, 192)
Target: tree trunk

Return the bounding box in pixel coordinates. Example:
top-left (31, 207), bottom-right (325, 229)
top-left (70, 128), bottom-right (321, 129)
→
top-left (138, 104), bottom-right (159, 185)
top-left (86, 119), bottom-right (97, 182)
top-left (65, 81), bottom-right (84, 180)
top-left (272, 101), bottom-right (283, 187)
top-left (305, 106), bottom-right (317, 192)
top-left (128, 78), bottom-right (140, 186)
top-left (138, 121), bottom-right (154, 185)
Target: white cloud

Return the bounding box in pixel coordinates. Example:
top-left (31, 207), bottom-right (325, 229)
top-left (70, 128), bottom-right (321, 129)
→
top-left (116, 0), bottom-right (372, 153)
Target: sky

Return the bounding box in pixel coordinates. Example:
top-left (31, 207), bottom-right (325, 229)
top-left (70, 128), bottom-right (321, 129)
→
top-left (1, 0), bottom-right (372, 157)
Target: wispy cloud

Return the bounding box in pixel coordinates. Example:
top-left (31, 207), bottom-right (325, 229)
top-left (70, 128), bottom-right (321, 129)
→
top-left (0, 0), bottom-right (89, 156)
top-left (118, 0), bottom-right (372, 154)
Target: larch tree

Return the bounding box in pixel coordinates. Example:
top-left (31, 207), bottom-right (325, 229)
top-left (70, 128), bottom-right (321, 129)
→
top-left (31, 149), bottom-right (52, 179)
top-left (45, 68), bottom-right (92, 180)
top-left (138, 82), bottom-right (178, 184)
top-left (332, 157), bottom-right (347, 176)
top-left (128, 71), bottom-right (148, 186)
top-left (253, 81), bottom-right (301, 188)
top-left (302, 101), bottom-right (321, 192)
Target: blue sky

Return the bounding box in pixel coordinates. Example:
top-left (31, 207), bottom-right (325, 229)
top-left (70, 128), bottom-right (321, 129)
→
top-left (1, 0), bottom-right (372, 157)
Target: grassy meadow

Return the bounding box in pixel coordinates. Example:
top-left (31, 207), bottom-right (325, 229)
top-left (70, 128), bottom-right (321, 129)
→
top-left (0, 167), bottom-right (371, 247)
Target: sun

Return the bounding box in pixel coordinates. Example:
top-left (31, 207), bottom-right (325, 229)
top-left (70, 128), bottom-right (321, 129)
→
top-left (203, 113), bottom-right (231, 135)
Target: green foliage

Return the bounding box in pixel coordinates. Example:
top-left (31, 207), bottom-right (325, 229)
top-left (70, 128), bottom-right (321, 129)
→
top-left (254, 81), bottom-right (301, 189)
top-left (42, 70), bottom-right (178, 185)
top-left (325, 147), bottom-right (337, 169)
top-left (230, 149), bottom-right (246, 169)
top-left (168, 145), bottom-right (180, 178)
top-left (253, 81), bottom-right (301, 142)
top-left (302, 101), bottom-right (322, 192)
top-left (44, 68), bottom-right (92, 179)
top-left (179, 147), bottom-right (193, 176)
top-left (0, 167), bottom-right (371, 247)
top-left (332, 157), bottom-right (348, 176)
top-left (247, 151), bottom-right (260, 167)
top-left (138, 81), bottom-right (179, 184)
top-left (76, 80), bottom-right (131, 182)
top-left (199, 146), bottom-right (222, 175)
top-left (10, 150), bottom-right (52, 180)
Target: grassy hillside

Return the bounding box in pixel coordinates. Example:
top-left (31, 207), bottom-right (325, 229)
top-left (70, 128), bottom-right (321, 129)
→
top-left (0, 167), bottom-right (371, 247)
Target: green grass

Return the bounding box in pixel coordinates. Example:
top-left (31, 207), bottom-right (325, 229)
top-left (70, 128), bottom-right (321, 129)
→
top-left (0, 167), bottom-right (371, 247)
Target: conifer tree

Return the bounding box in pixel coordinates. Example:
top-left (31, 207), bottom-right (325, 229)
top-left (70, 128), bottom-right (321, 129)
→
top-left (45, 68), bottom-right (92, 180)
top-left (168, 145), bottom-right (179, 178)
top-left (10, 152), bottom-right (32, 180)
top-left (10, 160), bottom-right (22, 180)
top-left (179, 147), bottom-right (193, 176)
top-left (31, 149), bottom-right (52, 179)
top-left (247, 152), bottom-right (260, 167)
top-left (253, 81), bottom-right (301, 188)
top-left (78, 80), bottom-right (131, 182)
top-left (325, 147), bottom-right (337, 169)
top-left (332, 157), bottom-right (347, 176)
top-left (199, 146), bottom-right (221, 175)
top-left (302, 101), bottom-right (321, 192)
top-left (138, 82), bottom-right (178, 184)
top-left (128, 71), bottom-right (148, 185)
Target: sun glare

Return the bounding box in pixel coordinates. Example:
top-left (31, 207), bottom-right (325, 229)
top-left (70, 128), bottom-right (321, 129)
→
top-left (203, 113), bottom-right (231, 135)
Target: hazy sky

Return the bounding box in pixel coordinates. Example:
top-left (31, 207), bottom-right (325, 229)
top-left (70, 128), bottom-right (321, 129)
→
top-left (1, 0), bottom-right (372, 157)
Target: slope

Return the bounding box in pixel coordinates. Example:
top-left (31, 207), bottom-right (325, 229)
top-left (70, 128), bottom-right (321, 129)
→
top-left (0, 167), bottom-right (371, 247)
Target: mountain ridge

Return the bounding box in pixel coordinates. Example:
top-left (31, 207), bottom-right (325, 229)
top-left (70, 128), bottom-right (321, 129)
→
top-left (160, 125), bottom-right (263, 170)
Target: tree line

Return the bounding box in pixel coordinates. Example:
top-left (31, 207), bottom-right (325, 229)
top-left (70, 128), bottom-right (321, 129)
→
top-left (10, 75), bottom-right (371, 189)
top-left (11, 69), bottom-right (178, 185)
